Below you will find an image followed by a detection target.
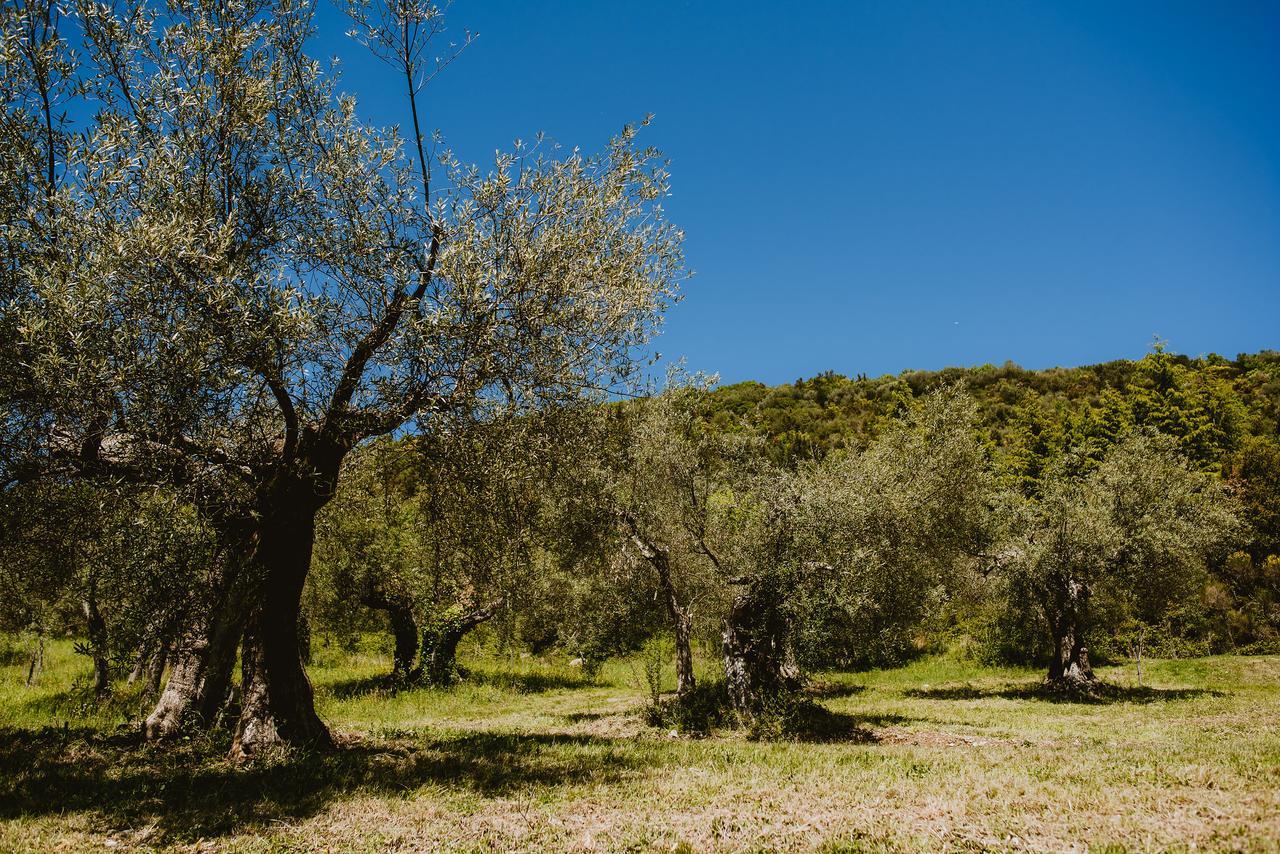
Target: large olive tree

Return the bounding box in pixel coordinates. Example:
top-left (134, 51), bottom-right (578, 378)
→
top-left (1005, 432), bottom-right (1241, 688)
top-left (2, 0), bottom-right (681, 754)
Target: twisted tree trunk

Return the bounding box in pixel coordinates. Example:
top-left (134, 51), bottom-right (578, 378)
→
top-left (81, 593), bottom-right (110, 698)
top-left (144, 597), bottom-right (244, 739)
top-left (360, 586), bottom-right (420, 680)
top-left (128, 640), bottom-right (169, 691)
top-left (144, 642), bottom-right (169, 696)
top-left (722, 579), bottom-right (801, 722)
top-left (417, 599), bottom-right (503, 686)
top-left (145, 547), bottom-right (251, 740)
top-left (25, 635), bottom-right (44, 687)
top-left (651, 551), bottom-right (696, 697)
top-left (620, 515), bottom-right (696, 696)
top-left (129, 613), bottom-right (179, 693)
top-left (231, 484), bottom-right (334, 758)
top-left (1044, 576), bottom-right (1095, 689)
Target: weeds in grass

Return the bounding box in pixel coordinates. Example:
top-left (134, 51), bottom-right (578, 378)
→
top-left (642, 680), bottom-right (730, 735)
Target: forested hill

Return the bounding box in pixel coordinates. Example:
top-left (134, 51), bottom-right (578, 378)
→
top-left (706, 349), bottom-right (1280, 470)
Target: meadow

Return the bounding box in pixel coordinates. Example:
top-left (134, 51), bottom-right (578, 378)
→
top-left (1, 638), bottom-right (1278, 851)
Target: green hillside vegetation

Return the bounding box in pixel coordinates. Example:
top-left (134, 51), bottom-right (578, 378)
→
top-left (700, 347), bottom-right (1280, 663)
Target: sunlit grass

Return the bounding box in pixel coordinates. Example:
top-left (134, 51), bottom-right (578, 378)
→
top-left (2, 634), bottom-right (1278, 850)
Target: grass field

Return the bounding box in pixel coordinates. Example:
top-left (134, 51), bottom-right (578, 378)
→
top-left (1, 638), bottom-right (1278, 851)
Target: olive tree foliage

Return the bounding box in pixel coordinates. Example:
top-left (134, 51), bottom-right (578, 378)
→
top-left (1, 0), bottom-right (682, 755)
top-left (712, 461), bottom-right (808, 723)
top-left (596, 376), bottom-right (743, 697)
top-left (801, 386), bottom-right (997, 668)
top-left (0, 482), bottom-right (211, 696)
top-left (311, 407), bottom-right (581, 685)
top-left (1003, 431), bottom-right (1242, 688)
top-left (710, 386), bottom-right (994, 722)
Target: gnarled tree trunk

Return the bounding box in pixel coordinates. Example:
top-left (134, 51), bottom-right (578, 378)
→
top-left (128, 640), bottom-right (168, 691)
top-left (231, 486), bottom-right (334, 758)
top-left (1044, 576), bottom-right (1095, 689)
top-left (361, 586), bottom-right (420, 680)
top-left (144, 642), bottom-right (169, 696)
top-left (145, 547), bottom-right (251, 740)
top-left (25, 635), bottom-right (44, 687)
top-left (81, 594), bottom-right (110, 698)
top-left (416, 599), bottom-right (503, 686)
top-left (722, 579), bottom-right (802, 722)
top-left (144, 594), bottom-right (246, 739)
top-left (621, 516), bottom-right (696, 696)
top-left (651, 550), bottom-right (695, 696)
top-left (672, 607), bottom-right (695, 697)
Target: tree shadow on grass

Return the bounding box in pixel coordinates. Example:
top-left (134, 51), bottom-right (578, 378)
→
top-left (323, 667), bottom-right (594, 700)
top-left (0, 725), bottom-right (640, 843)
top-left (805, 681), bottom-right (867, 700)
top-left (904, 682), bottom-right (1223, 705)
top-left (560, 711), bottom-right (612, 723)
top-left (0, 647), bottom-right (33, 667)
top-left (753, 703), bottom-right (918, 744)
top-left (468, 669), bottom-right (595, 693)
top-left (324, 673), bottom-right (403, 699)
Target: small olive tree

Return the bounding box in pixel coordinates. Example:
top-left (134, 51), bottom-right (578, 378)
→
top-left (585, 375), bottom-right (750, 697)
top-left (802, 386), bottom-right (996, 668)
top-left (712, 387), bottom-right (995, 724)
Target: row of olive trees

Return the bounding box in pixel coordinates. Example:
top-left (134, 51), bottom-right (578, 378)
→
top-left (1, 379), bottom-right (1241, 733)
top-left (564, 380), bottom-right (1242, 723)
top-left (316, 378), bottom-right (1240, 726)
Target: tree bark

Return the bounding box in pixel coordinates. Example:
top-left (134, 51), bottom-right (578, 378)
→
top-left (1044, 576), bottom-right (1095, 689)
top-left (360, 586), bottom-right (420, 680)
top-left (650, 550), bottom-right (695, 696)
top-left (81, 594), bottom-right (110, 698)
top-left (417, 599), bottom-right (503, 686)
top-left (672, 607), bottom-right (695, 697)
top-left (144, 641), bottom-right (169, 696)
top-left (230, 492), bottom-right (334, 758)
top-left (621, 517), bottom-right (696, 696)
top-left (145, 544), bottom-right (251, 740)
top-left (722, 580), bottom-right (801, 722)
top-left (25, 635), bottom-right (44, 687)
top-left (144, 584), bottom-right (247, 739)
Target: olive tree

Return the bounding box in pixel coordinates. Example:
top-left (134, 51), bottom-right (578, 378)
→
top-left (314, 409), bottom-right (575, 685)
top-left (2, 0), bottom-right (681, 754)
top-left (803, 386), bottom-right (996, 668)
top-left (1005, 431), bottom-right (1241, 688)
top-left (714, 387), bottom-right (994, 722)
top-left (0, 481), bottom-right (211, 697)
top-left (593, 377), bottom-right (743, 697)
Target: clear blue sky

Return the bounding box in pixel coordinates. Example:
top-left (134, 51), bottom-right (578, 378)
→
top-left (316, 0), bottom-right (1280, 385)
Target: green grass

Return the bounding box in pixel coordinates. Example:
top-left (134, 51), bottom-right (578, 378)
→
top-left (2, 636), bottom-right (1278, 851)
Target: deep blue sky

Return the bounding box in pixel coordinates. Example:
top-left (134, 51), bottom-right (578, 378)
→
top-left (315, 1), bottom-right (1279, 385)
